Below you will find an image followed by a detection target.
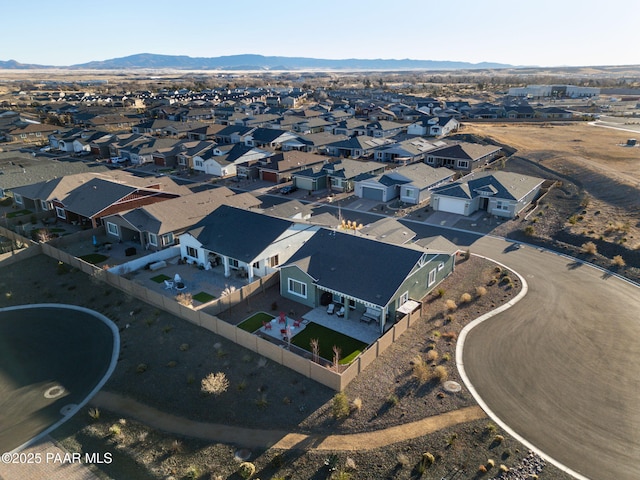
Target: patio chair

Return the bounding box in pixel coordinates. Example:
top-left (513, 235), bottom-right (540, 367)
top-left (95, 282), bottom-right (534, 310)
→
top-left (293, 319), bottom-right (301, 327)
top-left (336, 306), bottom-right (345, 317)
top-left (326, 303), bottom-right (335, 315)
top-left (278, 312), bottom-right (286, 324)
top-left (164, 280), bottom-right (174, 290)
top-left (174, 273), bottom-right (182, 283)
top-left (262, 321), bottom-right (272, 331)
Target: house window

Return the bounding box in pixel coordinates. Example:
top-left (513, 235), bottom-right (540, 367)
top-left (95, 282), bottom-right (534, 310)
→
top-left (148, 233), bottom-right (158, 246)
top-left (399, 291), bottom-right (409, 306)
top-left (40, 200), bottom-right (48, 210)
top-left (186, 246), bottom-right (199, 259)
top-left (495, 200), bottom-right (510, 211)
top-left (20, 133), bottom-right (27, 139)
top-left (106, 222), bottom-right (119, 236)
top-left (457, 160), bottom-right (469, 169)
top-left (55, 206), bottom-right (66, 219)
top-left (269, 254), bottom-right (279, 267)
top-left (428, 268), bottom-right (437, 287)
top-left (288, 278), bottom-right (307, 298)
top-left (229, 258), bottom-right (239, 268)
top-left (438, 262), bottom-right (445, 271)
top-left (178, 157), bottom-right (186, 165)
top-left (405, 189), bottom-right (414, 198)
top-left (161, 233), bottom-right (174, 246)
top-left (195, 159), bottom-right (203, 168)
top-left (13, 193), bottom-right (23, 205)
top-left (252, 261), bottom-right (260, 268)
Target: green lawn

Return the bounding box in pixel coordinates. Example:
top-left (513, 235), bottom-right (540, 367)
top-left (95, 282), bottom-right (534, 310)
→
top-left (79, 253), bottom-right (109, 265)
top-left (150, 274), bottom-right (171, 283)
top-left (6, 209), bottom-right (32, 218)
top-left (291, 322), bottom-right (368, 364)
top-left (193, 291), bottom-right (216, 303)
top-left (238, 311), bottom-right (275, 333)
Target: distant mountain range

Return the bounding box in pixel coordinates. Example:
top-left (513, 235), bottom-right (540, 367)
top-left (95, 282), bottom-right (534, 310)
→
top-left (0, 53), bottom-right (512, 71)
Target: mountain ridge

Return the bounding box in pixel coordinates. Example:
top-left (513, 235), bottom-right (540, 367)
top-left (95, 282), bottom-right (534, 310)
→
top-left (0, 53), bottom-right (513, 70)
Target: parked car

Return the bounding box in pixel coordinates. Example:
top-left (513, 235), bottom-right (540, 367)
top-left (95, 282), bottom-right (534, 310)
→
top-left (279, 185), bottom-right (298, 195)
top-left (110, 157), bottom-right (126, 164)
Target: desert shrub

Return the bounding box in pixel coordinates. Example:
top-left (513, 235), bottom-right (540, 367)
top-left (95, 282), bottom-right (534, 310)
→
top-left (237, 461), bottom-right (256, 479)
top-left (255, 394), bottom-right (268, 408)
top-left (186, 373), bottom-right (195, 384)
top-left (201, 372), bottom-right (229, 396)
top-left (166, 360), bottom-right (177, 368)
top-left (88, 408), bottom-right (100, 420)
top-left (494, 434), bottom-right (504, 444)
top-left (387, 393), bottom-right (399, 406)
top-left (179, 343), bottom-right (190, 351)
top-left (332, 392), bottom-right (350, 419)
top-left (523, 225), bottom-right (535, 236)
top-left (351, 397), bottom-right (362, 412)
top-left (460, 292), bottom-right (472, 303)
top-left (499, 464), bottom-right (509, 473)
top-left (433, 330), bottom-right (441, 337)
top-left (487, 277), bottom-right (498, 286)
top-left (487, 458), bottom-right (495, 468)
top-left (436, 288), bottom-right (446, 297)
top-left (462, 249), bottom-right (471, 260)
top-left (426, 349), bottom-right (439, 362)
top-left (432, 365), bottom-right (448, 383)
top-left (445, 314), bottom-right (455, 323)
top-left (412, 355), bottom-right (430, 384)
top-left (500, 275), bottom-right (512, 285)
top-left (442, 353), bottom-right (451, 362)
top-left (581, 241), bottom-right (597, 254)
top-left (396, 453), bottom-right (409, 468)
top-left (184, 466), bottom-right (200, 479)
top-left (485, 423), bottom-right (497, 434)
top-left (444, 299), bottom-right (457, 311)
top-left (175, 292), bottom-right (193, 306)
top-left (476, 286), bottom-right (487, 297)
top-left (169, 439), bottom-right (183, 453)
top-left (441, 331), bottom-right (458, 341)
top-left (478, 464), bottom-right (488, 473)
top-left (568, 215), bottom-right (578, 225)
top-left (612, 255), bottom-right (626, 267)
top-left (136, 363), bottom-right (148, 373)
top-left (108, 424), bottom-right (121, 436)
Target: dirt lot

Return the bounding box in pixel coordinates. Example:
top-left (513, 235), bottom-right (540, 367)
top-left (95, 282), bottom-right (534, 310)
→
top-left (0, 253), bottom-right (573, 480)
top-left (461, 121), bottom-right (640, 280)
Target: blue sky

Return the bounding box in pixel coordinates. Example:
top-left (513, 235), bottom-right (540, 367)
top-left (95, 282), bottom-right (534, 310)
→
top-left (3, 0), bottom-right (639, 67)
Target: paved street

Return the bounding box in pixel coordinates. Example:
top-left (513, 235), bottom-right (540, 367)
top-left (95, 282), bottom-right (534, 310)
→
top-left (463, 237), bottom-right (640, 480)
top-left (0, 305), bottom-right (117, 453)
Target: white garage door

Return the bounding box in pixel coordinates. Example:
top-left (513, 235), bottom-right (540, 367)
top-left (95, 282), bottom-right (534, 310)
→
top-left (437, 197), bottom-right (466, 215)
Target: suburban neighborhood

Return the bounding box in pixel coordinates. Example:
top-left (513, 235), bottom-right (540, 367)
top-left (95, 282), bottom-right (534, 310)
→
top-left (1, 47), bottom-right (639, 480)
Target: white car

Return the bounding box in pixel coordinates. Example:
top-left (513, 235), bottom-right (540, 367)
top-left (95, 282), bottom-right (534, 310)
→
top-left (110, 157), bottom-right (126, 164)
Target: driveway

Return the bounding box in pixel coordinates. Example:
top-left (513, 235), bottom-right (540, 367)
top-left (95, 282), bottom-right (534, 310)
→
top-left (463, 237), bottom-right (640, 480)
top-left (0, 305), bottom-right (118, 453)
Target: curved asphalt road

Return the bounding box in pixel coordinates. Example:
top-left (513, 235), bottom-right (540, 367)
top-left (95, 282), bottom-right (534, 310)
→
top-left (463, 237), bottom-right (640, 480)
top-left (0, 305), bottom-right (118, 453)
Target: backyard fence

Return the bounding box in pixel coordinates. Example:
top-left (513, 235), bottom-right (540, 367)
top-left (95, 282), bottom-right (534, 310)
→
top-left (5, 229), bottom-right (420, 392)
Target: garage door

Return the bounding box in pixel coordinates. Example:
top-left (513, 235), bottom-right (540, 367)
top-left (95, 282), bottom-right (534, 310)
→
top-left (362, 186), bottom-right (384, 201)
top-left (262, 171), bottom-right (278, 182)
top-left (437, 197), bottom-right (466, 215)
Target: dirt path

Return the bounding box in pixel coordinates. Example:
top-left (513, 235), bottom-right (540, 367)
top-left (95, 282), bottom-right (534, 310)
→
top-left (91, 391), bottom-right (485, 451)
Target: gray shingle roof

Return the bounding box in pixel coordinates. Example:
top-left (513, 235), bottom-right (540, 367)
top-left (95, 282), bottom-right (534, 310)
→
top-left (284, 229), bottom-right (425, 307)
top-left (188, 205), bottom-right (295, 262)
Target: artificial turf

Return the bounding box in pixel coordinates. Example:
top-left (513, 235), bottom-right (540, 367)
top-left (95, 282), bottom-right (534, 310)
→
top-left (291, 322), bottom-right (368, 364)
top-left (238, 311), bottom-right (275, 332)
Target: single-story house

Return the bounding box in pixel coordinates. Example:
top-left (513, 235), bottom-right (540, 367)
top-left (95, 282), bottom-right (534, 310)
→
top-left (325, 135), bottom-right (391, 159)
top-left (280, 228), bottom-right (455, 333)
top-left (323, 159), bottom-right (386, 193)
top-left (425, 142), bottom-right (502, 172)
top-left (103, 187), bottom-right (261, 251)
top-left (430, 171), bottom-right (545, 218)
top-left (258, 151), bottom-right (329, 183)
top-left (354, 163), bottom-right (454, 204)
top-left (179, 205), bottom-right (318, 281)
